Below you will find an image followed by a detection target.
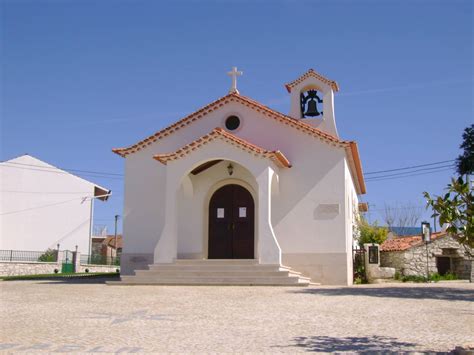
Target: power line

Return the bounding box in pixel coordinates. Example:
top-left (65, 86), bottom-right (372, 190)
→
top-left (365, 167), bottom-right (454, 183)
top-left (0, 196), bottom-right (91, 216)
top-left (368, 205), bottom-right (426, 212)
top-left (364, 159), bottom-right (456, 175)
top-left (365, 164), bottom-right (455, 181)
top-left (0, 163), bottom-right (123, 180)
top-left (1, 190), bottom-right (92, 194)
top-left (0, 157), bottom-right (458, 185)
top-left (1, 161), bottom-right (123, 176)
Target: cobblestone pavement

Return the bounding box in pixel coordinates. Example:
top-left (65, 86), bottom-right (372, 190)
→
top-left (0, 280), bottom-right (473, 353)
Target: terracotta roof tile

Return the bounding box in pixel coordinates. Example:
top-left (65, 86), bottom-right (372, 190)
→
top-left (380, 232), bottom-right (447, 252)
top-left (103, 235), bottom-right (123, 249)
top-left (153, 128), bottom-right (292, 168)
top-left (285, 69), bottom-right (339, 93)
top-left (112, 92), bottom-right (343, 157)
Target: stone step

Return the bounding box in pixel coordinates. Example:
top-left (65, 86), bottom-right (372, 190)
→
top-left (147, 264), bottom-right (295, 272)
top-left (175, 259), bottom-right (257, 265)
top-left (135, 268), bottom-right (310, 280)
top-left (134, 270), bottom-right (305, 278)
top-left (116, 276), bottom-right (310, 286)
top-left (109, 259), bottom-right (311, 286)
top-left (146, 264), bottom-right (296, 273)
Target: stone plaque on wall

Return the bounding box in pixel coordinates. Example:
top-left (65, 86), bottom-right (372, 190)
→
top-left (314, 204), bottom-right (340, 220)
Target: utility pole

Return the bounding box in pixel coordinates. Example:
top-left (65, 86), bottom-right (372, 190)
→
top-left (114, 215), bottom-right (120, 263)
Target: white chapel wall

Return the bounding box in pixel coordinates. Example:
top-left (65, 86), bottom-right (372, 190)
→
top-left (119, 100), bottom-right (358, 284)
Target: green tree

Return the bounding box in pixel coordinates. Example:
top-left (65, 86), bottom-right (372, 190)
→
top-left (456, 124), bottom-right (474, 176)
top-left (424, 177), bottom-right (473, 253)
top-left (357, 218), bottom-right (388, 247)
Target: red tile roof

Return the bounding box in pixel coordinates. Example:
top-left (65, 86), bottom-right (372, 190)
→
top-left (285, 68), bottom-right (340, 93)
top-left (380, 232), bottom-right (447, 252)
top-left (153, 128), bottom-right (292, 168)
top-left (103, 235), bottom-right (123, 249)
top-left (112, 92), bottom-right (366, 194)
top-left (112, 92), bottom-right (343, 157)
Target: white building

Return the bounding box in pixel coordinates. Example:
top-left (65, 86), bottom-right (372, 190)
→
top-left (0, 154), bottom-right (110, 253)
top-left (113, 68), bottom-right (366, 285)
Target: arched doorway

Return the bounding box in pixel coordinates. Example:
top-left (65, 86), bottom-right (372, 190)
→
top-left (208, 184), bottom-right (255, 259)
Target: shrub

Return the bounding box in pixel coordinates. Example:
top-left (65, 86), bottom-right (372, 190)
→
top-left (38, 249), bottom-right (56, 262)
top-left (357, 218), bottom-right (388, 248)
top-left (429, 272), bottom-right (457, 281)
top-left (401, 275), bottom-right (428, 283)
top-left (399, 273), bottom-right (458, 283)
top-left (354, 276), bottom-right (365, 284)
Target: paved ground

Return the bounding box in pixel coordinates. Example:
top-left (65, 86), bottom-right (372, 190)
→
top-left (0, 280), bottom-right (473, 353)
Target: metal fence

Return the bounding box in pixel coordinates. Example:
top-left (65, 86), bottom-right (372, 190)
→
top-left (0, 249), bottom-right (57, 262)
top-left (80, 254), bottom-right (120, 266)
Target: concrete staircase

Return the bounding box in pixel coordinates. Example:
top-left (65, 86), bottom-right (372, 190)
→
top-left (109, 259), bottom-right (311, 286)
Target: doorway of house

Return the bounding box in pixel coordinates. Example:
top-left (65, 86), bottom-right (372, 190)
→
top-left (208, 184), bottom-right (254, 259)
top-left (436, 256), bottom-right (451, 275)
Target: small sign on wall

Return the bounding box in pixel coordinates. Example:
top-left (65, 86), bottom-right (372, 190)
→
top-left (217, 208), bottom-right (224, 218)
top-left (314, 204), bottom-right (340, 220)
top-left (239, 207), bottom-right (247, 218)
top-left (368, 246), bottom-right (379, 264)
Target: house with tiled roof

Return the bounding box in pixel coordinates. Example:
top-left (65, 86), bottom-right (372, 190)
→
top-left (380, 231), bottom-right (473, 280)
top-left (112, 68), bottom-right (366, 285)
top-left (92, 235), bottom-right (122, 260)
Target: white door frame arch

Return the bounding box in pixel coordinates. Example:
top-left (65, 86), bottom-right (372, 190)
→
top-left (153, 139), bottom-right (283, 265)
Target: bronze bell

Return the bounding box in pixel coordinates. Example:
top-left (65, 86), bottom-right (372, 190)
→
top-left (305, 98), bottom-right (321, 117)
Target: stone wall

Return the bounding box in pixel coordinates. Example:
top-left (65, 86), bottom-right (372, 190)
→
top-left (0, 261), bottom-right (60, 277)
top-left (453, 258), bottom-right (474, 280)
top-left (380, 251), bottom-right (405, 274)
top-left (381, 235), bottom-right (472, 279)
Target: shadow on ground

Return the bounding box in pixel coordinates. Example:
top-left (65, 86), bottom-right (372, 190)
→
top-left (274, 335), bottom-right (430, 353)
top-left (37, 277), bottom-right (115, 284)
top-left (290, 286), bottom-right (474, 302)
top-left (4, 275), bottom-right (120, 284)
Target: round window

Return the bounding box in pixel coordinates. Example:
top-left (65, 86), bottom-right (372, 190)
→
top-left (225, 115), bottom-right (240, 131)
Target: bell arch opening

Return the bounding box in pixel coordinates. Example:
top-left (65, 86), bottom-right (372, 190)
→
top-left (300, 88), bottom-right (324, 118)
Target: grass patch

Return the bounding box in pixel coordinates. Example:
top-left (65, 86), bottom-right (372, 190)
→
top-left (394, 272), bottom-right (458, 283)
top-left (0, 272), bottom-right (120, 281)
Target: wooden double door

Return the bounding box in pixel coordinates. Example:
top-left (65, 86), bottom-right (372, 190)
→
top-left (208, 184), bottom-right (255, 259)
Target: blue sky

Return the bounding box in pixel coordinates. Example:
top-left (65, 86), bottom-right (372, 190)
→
top-left (1, 0), bottom-right (472, 234)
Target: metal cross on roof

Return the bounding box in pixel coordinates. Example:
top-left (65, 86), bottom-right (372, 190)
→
top-left (227, 66), bottom-right (243, 94)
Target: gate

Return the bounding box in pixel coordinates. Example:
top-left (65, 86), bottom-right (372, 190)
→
top-left (61, 250), bottom-right (74, 273)
top-left (353, 248), bottom-right (367, 282)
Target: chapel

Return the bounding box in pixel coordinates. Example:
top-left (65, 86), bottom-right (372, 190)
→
top-left (112, 68), bottom-right (366, 285)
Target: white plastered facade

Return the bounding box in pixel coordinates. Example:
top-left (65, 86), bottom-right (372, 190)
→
top-left (118, 70), bottom-right (365, 285)
top-left (0, 155), bottom-right (109, 253)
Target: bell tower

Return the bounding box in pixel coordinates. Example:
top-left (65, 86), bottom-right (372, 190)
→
top-left (285, 69), bottom-right (339, 137)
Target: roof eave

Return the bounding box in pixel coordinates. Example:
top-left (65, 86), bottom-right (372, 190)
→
top-left (349, 141), bottom-right (367, 195)
top-left (152, 128), bottom-right (292, 169)
top-left (94, 186), bottom-right (111, 201)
